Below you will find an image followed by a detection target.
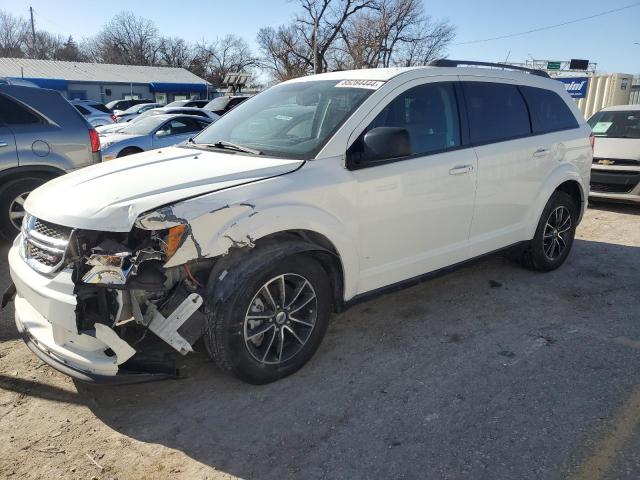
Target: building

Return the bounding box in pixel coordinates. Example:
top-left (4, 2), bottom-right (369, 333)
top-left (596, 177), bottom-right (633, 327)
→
top-left (0, 57), bottom-right (209, 105)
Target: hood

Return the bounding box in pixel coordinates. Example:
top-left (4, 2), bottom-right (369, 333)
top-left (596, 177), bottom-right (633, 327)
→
top-left (25, 146), bottom-right (304, 231)
top-left (593, 136), bottom-right (640, 161)
top-left (96, 124), bottom-right (125, 134)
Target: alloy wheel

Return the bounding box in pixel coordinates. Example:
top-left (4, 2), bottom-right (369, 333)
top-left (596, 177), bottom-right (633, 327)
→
top-left (8, 191), bottom-right (30, 231)
top-left (243, 273), bottom-right (318, 365)
top-left (543, 206), bottom-right (572, 260)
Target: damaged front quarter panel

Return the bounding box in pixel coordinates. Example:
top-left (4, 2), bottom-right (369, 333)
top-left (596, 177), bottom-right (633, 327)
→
top-left (135, 201), bottom-right (259, 267)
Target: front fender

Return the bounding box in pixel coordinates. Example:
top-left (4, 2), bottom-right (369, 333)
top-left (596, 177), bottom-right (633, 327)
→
top-left (157, 201), bottom-right (360, 300)
top-left (525, 164), bottom-right (586, 239)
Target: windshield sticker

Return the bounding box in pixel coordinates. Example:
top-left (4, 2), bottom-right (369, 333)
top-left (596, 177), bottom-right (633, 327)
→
top-left (592, 122), bottom-right (613, 134)
top-left (274, 115), bottom-right (293, 121)
top-left (335, 79), bottom-right (385, 90)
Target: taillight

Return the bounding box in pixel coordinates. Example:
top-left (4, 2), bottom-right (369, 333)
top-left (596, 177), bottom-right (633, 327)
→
top-left (111, 114), bottom-right (117, 122)
top-left (89, 128), bottom-right (100, 153)
top-left (589, 132), bottom-right (595, 151)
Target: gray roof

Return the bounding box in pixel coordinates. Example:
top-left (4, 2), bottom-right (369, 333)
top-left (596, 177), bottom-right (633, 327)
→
top-left (0, 57), bottom-right (208, 85)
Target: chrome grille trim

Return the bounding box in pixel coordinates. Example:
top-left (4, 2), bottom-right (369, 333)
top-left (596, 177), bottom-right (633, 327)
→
top-left (20, 214), bottom-right (73, 275)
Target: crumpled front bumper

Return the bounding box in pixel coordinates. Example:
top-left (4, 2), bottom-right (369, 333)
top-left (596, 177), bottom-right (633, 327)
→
top-left (8, 242), bottom-right (176, 384)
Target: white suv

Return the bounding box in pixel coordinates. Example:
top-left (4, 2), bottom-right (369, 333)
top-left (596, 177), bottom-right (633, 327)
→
top-left (7, 61), bottom-right (592, 384)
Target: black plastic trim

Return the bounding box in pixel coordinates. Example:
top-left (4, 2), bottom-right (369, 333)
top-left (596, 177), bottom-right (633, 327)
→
top-left (344, 241), bottom-right (527, 308)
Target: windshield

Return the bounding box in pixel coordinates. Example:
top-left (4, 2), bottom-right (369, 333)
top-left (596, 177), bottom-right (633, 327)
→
top-left (194, 80), bottom-right (375, 159)
top-left (120, 116), bottom-right (167, 135)
top-left (588, 110), bottom-right (640, 139)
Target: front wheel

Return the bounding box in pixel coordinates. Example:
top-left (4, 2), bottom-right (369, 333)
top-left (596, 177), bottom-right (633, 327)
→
top-left (0, 176), bottom-right (49, 241)
top-left (519, 191), bottom-right (578, 272)
top-left (204, 253), bottom-right (332, 384)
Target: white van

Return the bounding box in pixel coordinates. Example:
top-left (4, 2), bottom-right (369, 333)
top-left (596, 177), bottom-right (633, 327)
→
top-left (7, 61), bottom-right (593, 384)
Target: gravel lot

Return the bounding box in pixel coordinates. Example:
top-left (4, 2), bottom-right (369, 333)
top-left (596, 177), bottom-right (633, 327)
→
top-left (1, 203), bottom-right (639, 480)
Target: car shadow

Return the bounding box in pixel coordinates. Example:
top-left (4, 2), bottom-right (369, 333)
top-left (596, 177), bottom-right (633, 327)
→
top-left (56, 238), bottom-right (640, 479)
top-left (588, 200), bottom-right (640, 216)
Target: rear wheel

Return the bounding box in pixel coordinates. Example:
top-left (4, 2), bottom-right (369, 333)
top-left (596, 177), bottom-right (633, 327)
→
top-left (0, 175), bottom-right (50, 241)
top-left (205, 252), bottom-right (332, 384)
top-left (519, 191), bottom-right (578, 271)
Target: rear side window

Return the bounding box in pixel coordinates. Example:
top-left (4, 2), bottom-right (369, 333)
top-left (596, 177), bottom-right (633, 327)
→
top-left (91, 103), bottom-right (111, 114)
top-left (366, 82), bottom-right (461, 155)
top-left (463, 82), bottom-right (531, 145)
top-left (0, 94), bottom-right (42, 125)
top-left (74, 105), bottom-right (90, 115)
top-left (520, 86), bottom-right (578, 134)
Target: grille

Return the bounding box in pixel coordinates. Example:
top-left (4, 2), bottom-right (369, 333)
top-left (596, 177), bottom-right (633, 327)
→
top-left (20, 215), bottom-right (72, 274)
top-left (593, 158), bottom-right (640, 167)
top-left (590, 182), bottom-right (635, 194)
top-left (32, 217), bottom-right (72, 241)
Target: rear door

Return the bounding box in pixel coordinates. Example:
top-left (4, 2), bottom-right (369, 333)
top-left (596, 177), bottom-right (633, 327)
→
top-left (461, 79), bottom-right (540, 256)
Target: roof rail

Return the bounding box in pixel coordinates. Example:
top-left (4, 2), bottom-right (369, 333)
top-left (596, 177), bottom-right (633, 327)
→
top-left (429, 59), bottom-right (550, 78)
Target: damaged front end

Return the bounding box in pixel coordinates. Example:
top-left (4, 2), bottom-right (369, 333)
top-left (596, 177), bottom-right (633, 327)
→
top-left (11, 213), bottom-right (213, 383)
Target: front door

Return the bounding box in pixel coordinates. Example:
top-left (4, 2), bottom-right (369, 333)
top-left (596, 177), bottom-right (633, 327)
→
top-left (350, 81), bottom-right (477, 294)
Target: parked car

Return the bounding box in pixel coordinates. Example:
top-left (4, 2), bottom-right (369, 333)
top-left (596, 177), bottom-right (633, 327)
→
top-left (105, 98), bottom-right (154, 114)
top-left (96, 107), bottom-right (219, 134)
top-left (7, 62), bottom-right (592, 385)
top-left (587, 105), bottom-right (640, 203)
top-left (164, 99), bottom-right (209, 108)
top-left (100, 114), bottom-right (214, 160)
top-left (71, 100), bottom-right (117, 127)
top-left (204, 95), bottom-right (249, 115)
top-left (115, 103), bottom-right (161, 123)
top-left (0, 85), bottom-right (100, 239)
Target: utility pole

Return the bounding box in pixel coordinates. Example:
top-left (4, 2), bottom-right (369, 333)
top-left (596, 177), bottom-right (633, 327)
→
top-left (312, 17), bottom-right (318, 74)
top-left (29, 7), bottom-right (36, 44)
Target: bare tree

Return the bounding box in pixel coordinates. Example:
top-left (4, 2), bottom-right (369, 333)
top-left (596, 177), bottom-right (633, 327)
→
top-left (339, 0), bottom-right (454, 69)
top-left (158, 37), bottom-right (194, 67)
top-left (257, 25), bottom-right (310, 82)
top-left (0, 10), bottom-right (28, 58)
top-left (395, 18), bottom-right (455, 66)
top-left (295, 0), bottom-right (378, 73)
top-left (93, 11), bottom-right (160, 65)
top-left (25, 31), bottom-right (65, 60)
top-left (193, 35), bottom-right (259, 86)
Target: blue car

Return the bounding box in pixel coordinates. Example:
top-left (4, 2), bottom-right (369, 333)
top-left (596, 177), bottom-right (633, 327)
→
top-left (100, 114), bottom-right (215, 160)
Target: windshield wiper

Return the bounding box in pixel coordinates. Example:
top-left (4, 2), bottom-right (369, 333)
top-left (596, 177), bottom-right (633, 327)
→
top-left (195, 140), bottom-right (262, 155)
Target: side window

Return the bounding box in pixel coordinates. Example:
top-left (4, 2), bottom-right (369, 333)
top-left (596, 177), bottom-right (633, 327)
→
top-left (74, 105), bottom-right (90, 116)
top-left (520, 86), bottom-right (579, 134)
top-left (365, 82), bottom-right (461, 156)
top-left (463, 82), bottom-right (531, 145)
top-left (0, 94), bottom-right (42, 125)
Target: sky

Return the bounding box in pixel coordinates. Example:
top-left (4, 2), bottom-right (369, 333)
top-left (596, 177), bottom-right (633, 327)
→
top-left (1, 0), bottom-right (638, 75)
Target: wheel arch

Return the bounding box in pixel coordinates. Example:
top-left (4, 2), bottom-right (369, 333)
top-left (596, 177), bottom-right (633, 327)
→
top-left (0, 165), bottom-right (64, 187)
top-left (526, 167), bottom-right (587, 238)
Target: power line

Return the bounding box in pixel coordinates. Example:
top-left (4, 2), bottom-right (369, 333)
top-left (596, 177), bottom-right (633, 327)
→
top-left (453, 2), bottom-right (640, 46)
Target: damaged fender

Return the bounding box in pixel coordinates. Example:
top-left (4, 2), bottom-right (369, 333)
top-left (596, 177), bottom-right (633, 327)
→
top-left (136, 200), bottom-right (360, 300)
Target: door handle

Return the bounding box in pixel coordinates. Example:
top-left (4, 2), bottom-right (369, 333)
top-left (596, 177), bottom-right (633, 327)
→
top-left (448, 165), bottom-right (474, 175)
top-left (533, 147), bottom-right (550, 157)
top-left (0, 142), bottom-right (8, 148)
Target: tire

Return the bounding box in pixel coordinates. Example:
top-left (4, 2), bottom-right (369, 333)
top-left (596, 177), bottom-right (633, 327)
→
top-left (204, 251), bottom-right (332, 384)
top-left (117, 147), bottom-right (143, 158)
top-left (519, 191), bottom-right (578, 272)
top-left (0, 175), bottom-right (50, 242)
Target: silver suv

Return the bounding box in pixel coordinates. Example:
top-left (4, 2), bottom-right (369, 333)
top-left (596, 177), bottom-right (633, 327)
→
top-left (0, 85), bottom-right (100, 239)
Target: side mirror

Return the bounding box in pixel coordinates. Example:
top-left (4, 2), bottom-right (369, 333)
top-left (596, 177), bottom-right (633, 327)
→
top-left (363, 127), bottom-right (411, 160)
top-left (155, 129), bottom-right (169, 137)
top-left (347, 127), bottom-right (411, 168)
